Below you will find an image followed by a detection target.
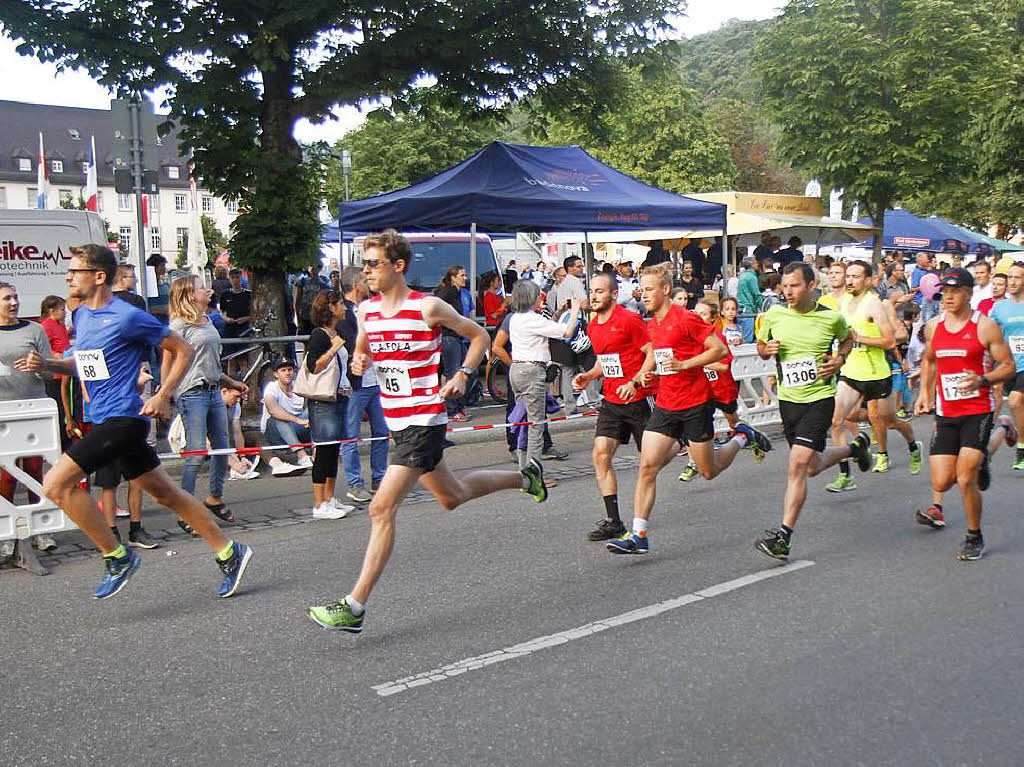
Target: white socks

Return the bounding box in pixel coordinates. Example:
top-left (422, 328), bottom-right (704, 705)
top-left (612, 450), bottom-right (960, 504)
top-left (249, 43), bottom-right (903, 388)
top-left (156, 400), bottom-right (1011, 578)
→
top-left (632, 518), bottom-right (648, 536)
top-left (346, 594), bottom-right (365, 616)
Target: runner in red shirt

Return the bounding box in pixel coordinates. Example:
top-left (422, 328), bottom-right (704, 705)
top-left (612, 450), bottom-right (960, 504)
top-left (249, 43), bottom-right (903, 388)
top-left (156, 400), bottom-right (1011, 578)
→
top-left (913, 268), bottom-right (1017, 560)
top-left (572, 273), bottom-right (654, 541)
top-left (606, 264), bottom-right (773, 555)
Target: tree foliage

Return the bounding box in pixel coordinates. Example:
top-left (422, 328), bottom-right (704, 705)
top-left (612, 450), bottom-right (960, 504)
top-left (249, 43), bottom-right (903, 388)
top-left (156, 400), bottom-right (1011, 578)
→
top-left (673, 19), bottom-right (763, 103)
top-left (756, 0), bottom-right (1001, 257)
top-left (705, 99), bottom-right (803, 194)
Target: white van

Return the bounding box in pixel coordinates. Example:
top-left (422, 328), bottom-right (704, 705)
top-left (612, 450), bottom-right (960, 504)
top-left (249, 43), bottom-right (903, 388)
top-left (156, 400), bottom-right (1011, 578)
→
top-left (0, 210), bottom-right (108, 318)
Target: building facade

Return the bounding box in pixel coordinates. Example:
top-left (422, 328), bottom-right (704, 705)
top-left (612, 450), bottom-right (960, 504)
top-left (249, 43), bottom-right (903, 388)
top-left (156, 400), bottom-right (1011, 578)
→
top-left (0, 99), bottom-right (239, 261)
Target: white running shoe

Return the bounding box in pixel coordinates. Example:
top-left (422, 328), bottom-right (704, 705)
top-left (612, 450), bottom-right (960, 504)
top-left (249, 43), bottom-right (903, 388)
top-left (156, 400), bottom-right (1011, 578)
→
top-left (297, 455), bottom-right (314, 470)
top-left (270, 458), bottom-right (304, 477)
top-left (328, 497), bottom-right (355, 517)
top-left (312, 502), bottom-right (348, 520)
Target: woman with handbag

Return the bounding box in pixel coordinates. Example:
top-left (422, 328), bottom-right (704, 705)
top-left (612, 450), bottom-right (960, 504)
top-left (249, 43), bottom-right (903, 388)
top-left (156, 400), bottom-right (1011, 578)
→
top-left (167, 276), bottom-right (248, 531)
top-left (297, 290), bottom-right (355, 519)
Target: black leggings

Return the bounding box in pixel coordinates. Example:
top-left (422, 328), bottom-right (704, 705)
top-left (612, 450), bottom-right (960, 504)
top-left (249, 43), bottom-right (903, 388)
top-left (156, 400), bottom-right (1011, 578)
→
top-left (312, 444), bottom-right (340, 484)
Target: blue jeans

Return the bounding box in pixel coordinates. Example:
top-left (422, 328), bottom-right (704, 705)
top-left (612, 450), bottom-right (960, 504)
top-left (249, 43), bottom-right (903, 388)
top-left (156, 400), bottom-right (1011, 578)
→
top-left (441, 334), bottom-right (466, 415)
top-left (264, 418), bottom-right (311, 451)
top-left (308, 397), bottom-right (347, 484)
top-left (178, 387), bottom-right (230, 499)
top-left (738, 316), bottom-right (756, 343)
top-left (342, 385), bottom-right (389, 487)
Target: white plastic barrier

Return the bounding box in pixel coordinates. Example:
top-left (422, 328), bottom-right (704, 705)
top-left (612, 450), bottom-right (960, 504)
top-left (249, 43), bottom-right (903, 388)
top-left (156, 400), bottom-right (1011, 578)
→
top-left (712, 344), bottom-right (782, 434)
top-left (0, 398), bottom-right (76, 575)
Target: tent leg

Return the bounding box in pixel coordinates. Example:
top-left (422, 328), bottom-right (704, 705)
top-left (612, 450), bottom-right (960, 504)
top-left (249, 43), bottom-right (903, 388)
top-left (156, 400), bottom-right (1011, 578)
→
top-left (584, 232), bottom-right (591, 292)
top-left (470, 222), bottom-right (478, 302)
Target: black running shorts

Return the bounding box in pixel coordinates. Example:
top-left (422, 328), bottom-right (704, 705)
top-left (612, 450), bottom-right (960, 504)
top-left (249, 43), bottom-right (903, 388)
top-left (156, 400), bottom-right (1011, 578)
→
top-left (645, 402), bottom-right (715, 445)
top-left (839, 375), bottom-right (893, 402)
top-left (94, 459), bottom-right (126, 490)
top-left (713, 399), bottom-right (739, 415)
top-left (594, 398), bottom-right (652, 448)
top-left (68, 417), bottom-right (160, 480)
top-left (1011, 371), bottom-right (1024, 394)
top-left (779, 397), bottom-right (835, 453)
top-left (930, 412), bottom-right (993, 456)
top-left (391, 424), bottom-right (448, 473)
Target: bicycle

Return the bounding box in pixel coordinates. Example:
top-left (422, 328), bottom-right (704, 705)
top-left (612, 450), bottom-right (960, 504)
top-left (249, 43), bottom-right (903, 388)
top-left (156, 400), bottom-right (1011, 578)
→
top-left (220, 325), bottom-right (287, 396)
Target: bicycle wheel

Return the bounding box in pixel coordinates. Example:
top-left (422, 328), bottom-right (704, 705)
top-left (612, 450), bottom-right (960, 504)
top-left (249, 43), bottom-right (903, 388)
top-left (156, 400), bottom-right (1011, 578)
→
top-left (487, 359), bottom-right (508, 403)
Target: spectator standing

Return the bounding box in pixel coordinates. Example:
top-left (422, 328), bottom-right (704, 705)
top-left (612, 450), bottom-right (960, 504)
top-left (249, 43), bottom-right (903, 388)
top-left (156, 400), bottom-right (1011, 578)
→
top-left (705, 237), bottom-right (723, 287)
top-left (503, 260), bottom-right (519, 294)
top-left (677, 260), bottom-right (705, 309)
top-left (144, 254), bottom-right (170, 389)
top-left (480, 272), bottom-right (510, 327)
top-left (910, 251), bottom-right (939, 321)
top-left (681, 239), bottom-right (705, 283)
top-left (113, 264), bottom-right (147, 310)
top-left (261, 359), bottom-right (313, 475)
top-left (558, 256), bottom-right (588, 312)
top-left (0, 282), bottom-right (56, 557)
top-left (616, 261), bottom-right (641, 312)
top-left (329, 270), bottom-right (341, 293)
top-left (641, 240), bottom-right (671, 270)
top-left (435, 266), bottom-right (472, 422)
top-left (39, 295), bottom-right (72, 451)
top-left (533, 261), bottom-right (550, 288)
top-left (877, 261), bottom-right (912, 306)
top-left (775, 236), bottom-right (804, 268)
top-left (167, 275), bottom-right (249, 525)
top-left (545, 267), bottom-right (566, 317)
top-left (760, 272), bottom-right (784, 312)
top-left (301, 291), bottom-right (355, 519)
top-left (211, 267), bottom-right (232, 298)
top-left (338, 268), bottom-right (388, 502)
top-left (752, 232), bottom-right (773, 268)
top-left (294, 264), bottom-right (328, 336)
top-left (736, 256), bottom-right (761, 342)
top-left (220, 268), bottom-right (252, 338)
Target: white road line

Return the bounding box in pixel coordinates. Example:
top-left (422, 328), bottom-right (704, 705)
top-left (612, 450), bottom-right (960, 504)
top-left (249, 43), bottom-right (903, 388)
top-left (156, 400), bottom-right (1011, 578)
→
top-left (371, 559), bottom-right (815, 697)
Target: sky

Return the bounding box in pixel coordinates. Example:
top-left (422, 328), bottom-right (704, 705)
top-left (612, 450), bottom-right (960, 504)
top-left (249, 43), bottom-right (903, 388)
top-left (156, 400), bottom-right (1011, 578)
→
top-left (0, 0), bottom-right (781, 144)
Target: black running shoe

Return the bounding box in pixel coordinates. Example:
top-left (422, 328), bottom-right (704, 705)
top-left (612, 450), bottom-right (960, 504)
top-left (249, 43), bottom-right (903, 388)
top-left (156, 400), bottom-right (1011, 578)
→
top-left (978, 454), bottom-right (991, 492)
top-left (128, 527), bottom-right (160, 549)
top-left (587, 518), bottom-right (626, 541)
top-left (754, 529), bottom-right (791, 561)
top-left (849, 431), bottom-right (872, 473)
top-left (956, 534), bottom-right (984, 561)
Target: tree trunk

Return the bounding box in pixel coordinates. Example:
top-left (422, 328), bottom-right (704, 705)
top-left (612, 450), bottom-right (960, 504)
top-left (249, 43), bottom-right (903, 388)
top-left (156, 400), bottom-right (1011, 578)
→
top-left (866, 194), bottom-right (890, 266)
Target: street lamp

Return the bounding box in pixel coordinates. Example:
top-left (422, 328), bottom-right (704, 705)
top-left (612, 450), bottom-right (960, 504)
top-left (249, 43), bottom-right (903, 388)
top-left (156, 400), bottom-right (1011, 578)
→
top-left (341, 149), bottom-right (351, 202)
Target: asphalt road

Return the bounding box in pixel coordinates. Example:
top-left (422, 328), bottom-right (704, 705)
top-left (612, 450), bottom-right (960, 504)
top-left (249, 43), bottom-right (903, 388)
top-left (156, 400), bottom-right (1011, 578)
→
top-left (3, 416), bottom-right (1023, 766)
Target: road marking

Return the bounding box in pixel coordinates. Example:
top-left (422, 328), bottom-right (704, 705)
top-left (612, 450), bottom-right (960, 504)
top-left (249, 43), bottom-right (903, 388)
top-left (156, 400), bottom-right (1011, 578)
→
top-left (372, 559), bottom-right (814, 697)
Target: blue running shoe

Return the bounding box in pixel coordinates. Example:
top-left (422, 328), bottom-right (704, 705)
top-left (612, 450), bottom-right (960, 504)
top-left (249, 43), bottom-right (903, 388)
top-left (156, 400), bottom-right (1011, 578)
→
top-left (605, 532), bottom-right (649, 555)
top-left (217, 542), bottom-right (253, 598)
top-left (733, 422), bottom-right (773, 461)
top-left (94, 548), bottom-right (142, 599)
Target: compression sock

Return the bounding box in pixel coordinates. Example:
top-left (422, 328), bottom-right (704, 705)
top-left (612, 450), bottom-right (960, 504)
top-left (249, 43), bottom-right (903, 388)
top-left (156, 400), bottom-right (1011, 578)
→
top-left (216, 540), bottom-right (235, 561)
top-left (839, 460), bottom-right (850, 475)
top-left (632, 517), bottom-right (648, 538)
top-left (345, 594), bottom-right (365, 616)
top-left (967, 528), bottom-right (982, 539)
top-left (105, 543), bottom-right (127, 560)
top-left (603, 494), bottom-right (621, 524)
top-left (779, 524), bottom-right (793, 543)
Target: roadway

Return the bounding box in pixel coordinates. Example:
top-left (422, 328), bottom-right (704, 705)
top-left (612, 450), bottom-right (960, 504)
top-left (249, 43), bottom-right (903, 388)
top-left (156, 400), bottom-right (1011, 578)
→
top-left (3, 416), bottom-right (1023, 765)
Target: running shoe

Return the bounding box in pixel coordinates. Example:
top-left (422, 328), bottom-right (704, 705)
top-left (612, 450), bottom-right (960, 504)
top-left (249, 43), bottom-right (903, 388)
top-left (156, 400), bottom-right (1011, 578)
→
top-left (678, 463), bottom-right (699, 482)
top-left (33, 534), bottom-right (58, 551)
top-left (956, 534), bottom-right (984, 561)
top-left (978, 454), bottom-right (992, 492)
top-left (909, 441), bottom-right (923, 475)
top-left (754, 529), bottom-right (791, 561)
top-left (997, 415), bottom-right (1018, 448)
top-left (520, 458), bottom-right (548, 503)
top-left (307, 598), bottom-right (364, 632)
top-left (915, 505), bottom-right (945, 529)
top-left (1014, 451), bottom-right (1024, 471)
top-left (270, 459), bottom-right (304, 477)
top-left (94, 548), bottom-right (142, 599)
top-left (896, 408), bottom-right (909, 419)
top-left (128, 527), bottom-right (159, 549)
top-left (587, 518), bottom-right (626, 541)
top-left (733, 422), bottom-right (773, 461)
top-left (216, 542), bottom-right (253, 598)
top-left (825, 473), bottom-right (857, 493)
top-left (605, 532), bottom-right (649, 554)
top-left (297, 455), bottom-right (314, 470)
top-left (312, 501), bottom-right (349, 520)
top-left (849, 431), bottom-right (872, 473)
top-left (542, 446), bottom-right (569, 461)
top-left (345, 485), bottom-right (372, 503)
top-left (872, 453), bottom-right (890, 473)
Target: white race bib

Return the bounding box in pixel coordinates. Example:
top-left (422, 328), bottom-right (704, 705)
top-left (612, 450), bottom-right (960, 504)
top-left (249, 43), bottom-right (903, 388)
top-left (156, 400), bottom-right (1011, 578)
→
top-left (704, 368), bottom-right (719, 382)
top-left (74, 349), bottom-right (110, 381)
top-left (780, 356), bottom-right (818, 388)
top-left (654, 348), bottom-right (677, 376)
top-left (598, 353), bottom-right (623, 378)
top-left (940, 373), bottom-right (971, 401)
top-left (376, 363), bottom-right (412, 397)
top-left (1008, 335), bottom-right (1024, 355)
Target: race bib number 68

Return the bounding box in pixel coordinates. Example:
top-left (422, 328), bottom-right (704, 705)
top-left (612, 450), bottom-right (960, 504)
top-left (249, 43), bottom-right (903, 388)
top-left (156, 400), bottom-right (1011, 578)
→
top-left (74, 349), bottom-right (111, 382)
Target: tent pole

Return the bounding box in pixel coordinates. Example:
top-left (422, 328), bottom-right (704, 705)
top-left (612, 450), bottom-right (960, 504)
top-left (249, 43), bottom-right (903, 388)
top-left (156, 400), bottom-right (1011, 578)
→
top-left (722, 218), bottom-right (728, 294)
top-left (470, 222), bottom-right (478, 303)
top-left (584, 232), bottom-right (591, 293)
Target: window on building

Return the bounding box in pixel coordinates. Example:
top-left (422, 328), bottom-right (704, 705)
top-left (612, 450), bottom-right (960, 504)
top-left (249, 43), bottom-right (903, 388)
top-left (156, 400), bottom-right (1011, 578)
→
top-left (118, 193), bottom-right (132, 211)
top-left (176, 227), bottom-right (188, 249)
top-left (148, 194), bottom-right (160, 212)
top-left (27, 187), bottom-right (37, 207)
top-left (167, 166), bottom-right (180, 180)
top-left (174, 194), bottom-right (187, 213)
top-left (59, 189), bottom-right (74, 207)
top-left (51, 160), bottom-right (63, 174)
top-left (0, 188), bottom-right (6, 209)
top-left (150, 227), bottom-right (162, 251)
top-left (225, 198), bottom-right (238, 214)
top-left (18, 158), bottom-right (31, 172)
top-left (119, 226), bottom-right (132, 254)
top-left (201, 196), bottom-right (213, 214)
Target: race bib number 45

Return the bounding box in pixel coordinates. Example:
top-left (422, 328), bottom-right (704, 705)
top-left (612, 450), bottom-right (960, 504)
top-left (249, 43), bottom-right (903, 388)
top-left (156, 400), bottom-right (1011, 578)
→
top-left (74, 349), bottom-right (110, 381)
top-left (376, 363), bottom-right (413, 397)
top-left (780, 356), bottom-right (818, 388)
top-left (654, 348), bottom-right (677, 376)
top-left (598, 353), bottom-right (623, 378)
top-left (940, 373), bottom-right (971, 401)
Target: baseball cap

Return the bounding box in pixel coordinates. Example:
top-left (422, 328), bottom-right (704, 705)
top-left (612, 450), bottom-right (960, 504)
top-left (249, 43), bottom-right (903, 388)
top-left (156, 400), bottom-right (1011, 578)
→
top-left (940, 267), bottom-right (974, 289)
top-left (274, 357), bottom-right (296, 370)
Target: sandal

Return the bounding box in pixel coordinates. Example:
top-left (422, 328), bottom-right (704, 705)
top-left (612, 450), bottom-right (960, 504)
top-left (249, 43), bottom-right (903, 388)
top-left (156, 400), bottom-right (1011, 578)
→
top-left (205, 502), bottom-right (236, 523)
top-left (177, 519), bottom-right (200, 537)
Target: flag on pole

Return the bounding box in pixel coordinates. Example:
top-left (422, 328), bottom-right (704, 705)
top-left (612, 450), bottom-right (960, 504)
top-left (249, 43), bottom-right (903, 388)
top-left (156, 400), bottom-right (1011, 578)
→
top-left (186, 166), bottom-right (208, 284)
top-left (85, 135), bottom-right (98, 211)
top-left (141, 194), bottom-right (149, 227)
top-left (37, 132), bottom-right (50, 210)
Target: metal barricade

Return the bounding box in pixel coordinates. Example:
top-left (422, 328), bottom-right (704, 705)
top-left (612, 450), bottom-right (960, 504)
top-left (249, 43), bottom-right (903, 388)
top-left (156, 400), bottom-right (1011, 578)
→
top-left (0, 399), bottom-right (75, 575)
top-left (713, 344), bottom-right (781, 433)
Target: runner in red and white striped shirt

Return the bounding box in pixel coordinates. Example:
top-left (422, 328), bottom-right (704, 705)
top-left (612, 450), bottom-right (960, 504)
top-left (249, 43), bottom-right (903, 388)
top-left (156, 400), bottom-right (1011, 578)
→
top-left (307, 229), bottom-right (547, 635)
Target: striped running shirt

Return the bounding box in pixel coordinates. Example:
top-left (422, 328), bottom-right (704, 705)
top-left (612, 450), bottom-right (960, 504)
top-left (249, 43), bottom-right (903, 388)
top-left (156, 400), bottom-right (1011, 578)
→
top-left (364, 291), bottom-right (447, 431)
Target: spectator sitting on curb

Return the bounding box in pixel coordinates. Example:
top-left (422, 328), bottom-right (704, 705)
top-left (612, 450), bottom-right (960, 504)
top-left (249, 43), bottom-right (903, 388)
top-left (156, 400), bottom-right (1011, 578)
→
top-left (221, 385), bottom-right (260, 480)
top-left (261, 358), bottom-right (312, 476)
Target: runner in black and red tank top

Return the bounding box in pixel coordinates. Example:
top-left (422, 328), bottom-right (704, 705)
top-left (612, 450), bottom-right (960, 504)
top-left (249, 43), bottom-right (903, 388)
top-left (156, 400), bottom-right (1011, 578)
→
top-left (605, 265), bottom-right (773, 556)
top-left (571, 273), bottom-right (654, 541)
top-left (913, 268), bottom-right (1017, 560)
top-left (307, 230), bottom-right (549, 635)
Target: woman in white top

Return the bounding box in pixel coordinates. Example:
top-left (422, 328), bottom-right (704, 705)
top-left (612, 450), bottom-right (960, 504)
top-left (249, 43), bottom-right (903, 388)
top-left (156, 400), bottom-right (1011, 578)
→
top-left (507, 280), bottom-right (582, 472)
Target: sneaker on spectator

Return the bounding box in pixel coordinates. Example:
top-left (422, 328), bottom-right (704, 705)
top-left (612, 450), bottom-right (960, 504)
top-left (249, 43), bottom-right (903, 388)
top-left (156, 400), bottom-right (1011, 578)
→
top-left (128, 527), bottom-right (160, 549)
top-left (346, 485), bottom-right (372, 503)
top-left (297, 455), bottom-right (314, 470)
top-left (270, 457), bottom-right (304, 477)
top-left (312, 502), bottom-right (348, 520)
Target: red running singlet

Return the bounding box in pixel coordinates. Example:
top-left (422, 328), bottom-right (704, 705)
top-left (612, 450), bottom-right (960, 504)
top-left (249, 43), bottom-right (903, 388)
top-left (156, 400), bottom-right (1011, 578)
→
top-left (932, 311), bottom-right (993, 418)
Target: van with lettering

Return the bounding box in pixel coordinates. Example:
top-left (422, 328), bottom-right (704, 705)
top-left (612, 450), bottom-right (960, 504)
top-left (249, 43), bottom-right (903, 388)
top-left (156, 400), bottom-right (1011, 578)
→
top-left (0, 209), bottom-right (108, 318)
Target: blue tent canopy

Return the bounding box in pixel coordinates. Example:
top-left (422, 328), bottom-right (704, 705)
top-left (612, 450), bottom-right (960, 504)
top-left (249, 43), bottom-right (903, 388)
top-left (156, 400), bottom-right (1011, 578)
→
top-left (337, 142), bottom-right (727, 234)
top-left (858, 208), bottom-right (983, 253)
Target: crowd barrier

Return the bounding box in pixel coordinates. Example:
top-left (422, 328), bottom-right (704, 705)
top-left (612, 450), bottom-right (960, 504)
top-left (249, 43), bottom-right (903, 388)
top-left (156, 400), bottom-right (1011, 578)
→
top-left (0, 399), bottom-right (75, 575)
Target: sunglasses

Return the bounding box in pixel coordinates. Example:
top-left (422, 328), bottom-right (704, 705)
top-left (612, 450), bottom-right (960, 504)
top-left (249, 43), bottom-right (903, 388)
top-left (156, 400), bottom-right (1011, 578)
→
top-left (362, 258), bottom-right (382, 269)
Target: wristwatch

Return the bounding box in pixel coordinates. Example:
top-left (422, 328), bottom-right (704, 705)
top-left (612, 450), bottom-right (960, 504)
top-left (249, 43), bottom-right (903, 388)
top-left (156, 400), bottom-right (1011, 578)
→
top-left (457, 365), bottom-right (475, 377)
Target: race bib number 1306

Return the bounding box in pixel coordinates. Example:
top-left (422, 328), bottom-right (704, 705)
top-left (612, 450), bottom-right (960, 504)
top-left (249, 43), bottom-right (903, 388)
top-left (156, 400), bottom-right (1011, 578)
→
top-left (780, 356), bottom-right (817, 388)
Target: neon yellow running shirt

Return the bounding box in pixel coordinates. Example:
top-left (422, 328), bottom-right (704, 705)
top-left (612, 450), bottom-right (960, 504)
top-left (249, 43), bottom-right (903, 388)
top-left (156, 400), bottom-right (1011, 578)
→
top-left (839, 293), bottom-right (889, 381)
top-left (757, 304), bottom-right (849, 404)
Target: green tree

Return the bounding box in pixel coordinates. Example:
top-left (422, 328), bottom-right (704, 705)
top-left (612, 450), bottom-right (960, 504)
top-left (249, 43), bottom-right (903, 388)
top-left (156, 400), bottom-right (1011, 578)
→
top-left (1, 0), bottom-right (684, 334)
top-left (201, 215), bottom-right (228, 264)
top-left (540, 67), bottom-right (737, 194)
top-left (756, 0), bottom-right (1000, 260)
top-left (674, 19), bottom-right (764, 103)
top-left (705, 99), bottom-right (804, 193)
